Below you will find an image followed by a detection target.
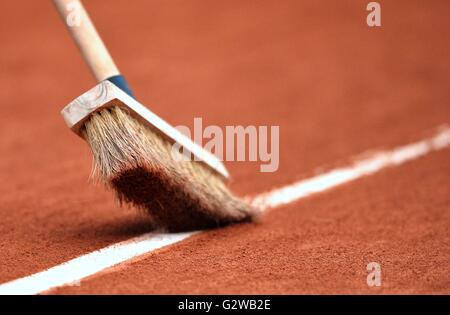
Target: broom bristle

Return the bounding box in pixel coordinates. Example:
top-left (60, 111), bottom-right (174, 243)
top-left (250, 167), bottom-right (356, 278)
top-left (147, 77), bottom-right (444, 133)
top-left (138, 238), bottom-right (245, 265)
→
top-left (82, 107), bottom-right (258, 231)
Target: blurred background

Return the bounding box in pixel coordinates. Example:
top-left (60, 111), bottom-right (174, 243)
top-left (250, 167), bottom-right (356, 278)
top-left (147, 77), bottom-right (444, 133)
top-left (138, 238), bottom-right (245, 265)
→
top-left (1, 0), bottom-right (449, 193)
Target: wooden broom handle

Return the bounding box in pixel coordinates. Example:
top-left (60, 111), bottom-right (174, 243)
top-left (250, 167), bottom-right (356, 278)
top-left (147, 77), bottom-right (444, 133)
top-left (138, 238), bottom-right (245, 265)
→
top-left (53, 0), bottom-right (120, 82)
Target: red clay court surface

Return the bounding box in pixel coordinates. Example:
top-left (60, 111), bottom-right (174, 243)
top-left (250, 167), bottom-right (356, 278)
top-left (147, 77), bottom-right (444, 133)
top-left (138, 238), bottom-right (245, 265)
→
top-left (0, 0), bottom-right (449, 294)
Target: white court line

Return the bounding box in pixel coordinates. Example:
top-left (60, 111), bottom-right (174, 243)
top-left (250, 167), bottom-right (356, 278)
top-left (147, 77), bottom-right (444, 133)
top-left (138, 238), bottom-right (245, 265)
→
top-left (0, 126), bottom-right (448, 295)
top-left (251, 126), bottom-right (450, 209)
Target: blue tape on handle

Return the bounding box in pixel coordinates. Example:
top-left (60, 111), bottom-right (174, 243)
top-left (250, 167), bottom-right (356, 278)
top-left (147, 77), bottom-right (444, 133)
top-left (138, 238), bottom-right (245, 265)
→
top-left (107, 75), bottom-right (135, 98)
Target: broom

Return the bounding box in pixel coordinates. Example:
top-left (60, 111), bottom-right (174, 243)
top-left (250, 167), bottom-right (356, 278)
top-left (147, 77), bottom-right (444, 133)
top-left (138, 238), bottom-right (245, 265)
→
top-left (53, 0), bottom-right (257, 231)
